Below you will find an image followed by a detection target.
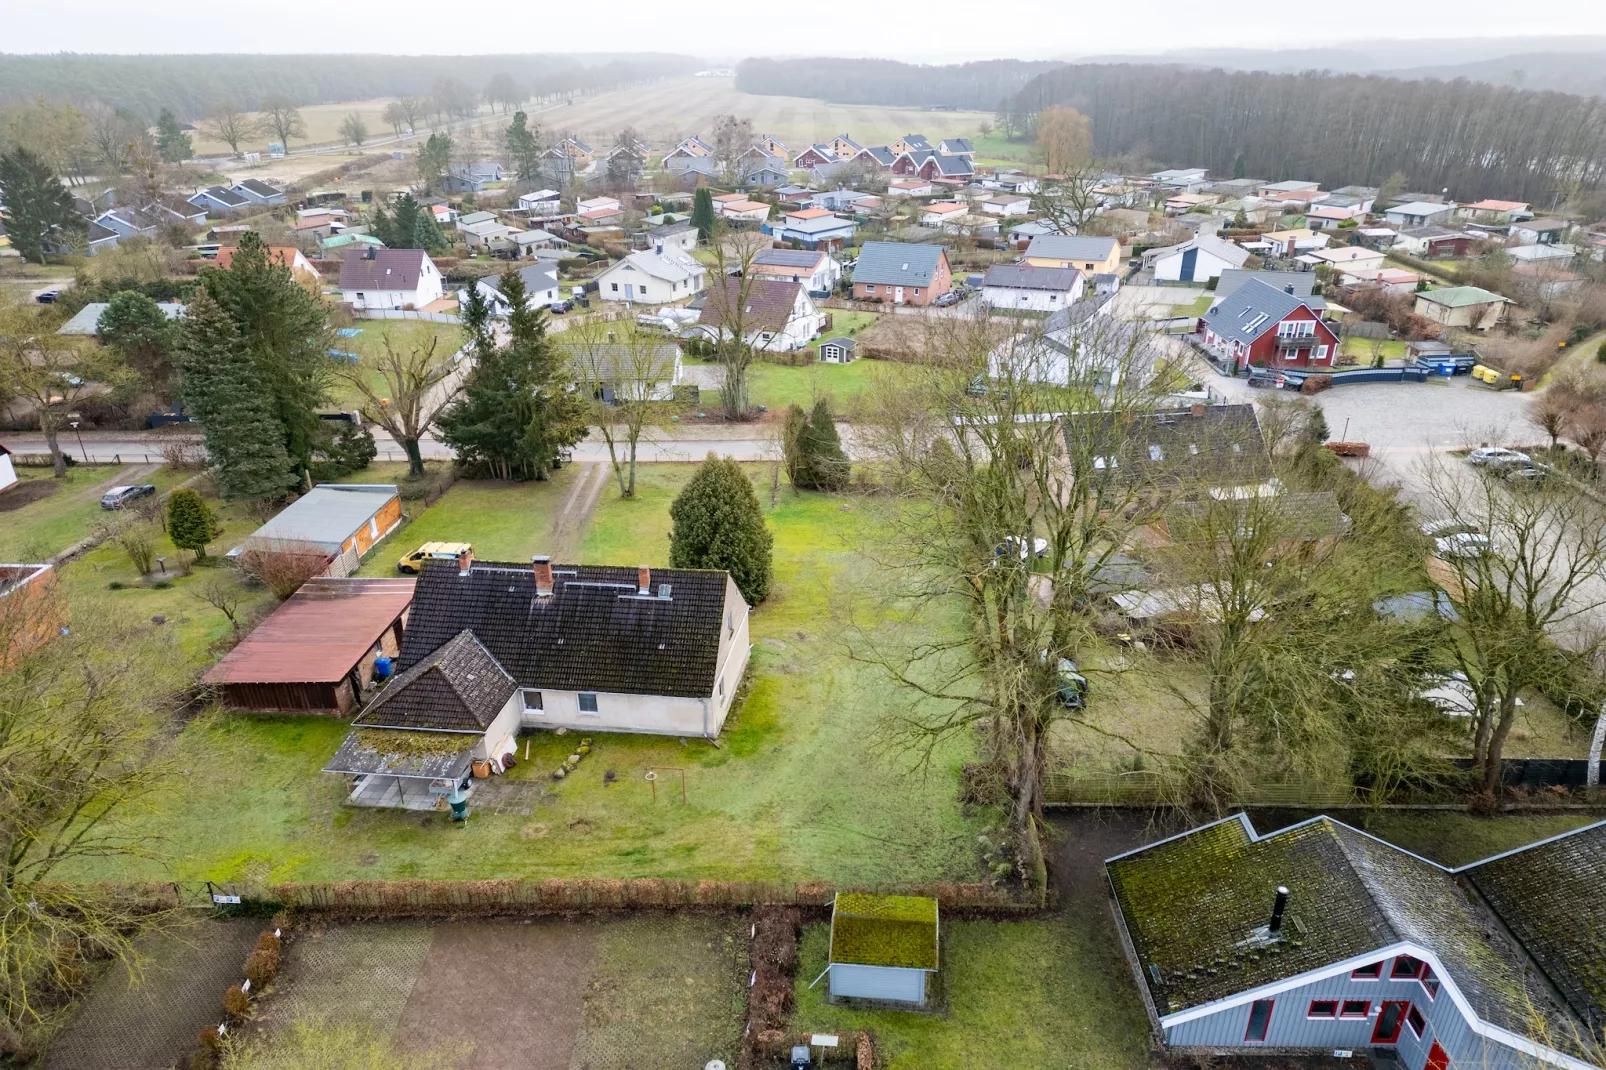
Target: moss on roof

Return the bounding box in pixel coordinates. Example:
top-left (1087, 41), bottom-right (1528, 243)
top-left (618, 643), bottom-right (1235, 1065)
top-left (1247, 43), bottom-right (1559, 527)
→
top-left (1465, 820), bottom-right (1606, 1033)
top-left (1108, 816), bottom-right (1391, 1015)
top-left (829, 893), bottom-right (939, 970)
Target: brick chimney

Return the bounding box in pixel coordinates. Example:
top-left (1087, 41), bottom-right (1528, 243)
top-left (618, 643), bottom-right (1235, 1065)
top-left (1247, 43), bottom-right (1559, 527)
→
top-left (456, 546), bottom-right (473, 575)
top-left (637, 565), bottom-right (651, 595)
top-left (532, 554), bottom-right (554, 598)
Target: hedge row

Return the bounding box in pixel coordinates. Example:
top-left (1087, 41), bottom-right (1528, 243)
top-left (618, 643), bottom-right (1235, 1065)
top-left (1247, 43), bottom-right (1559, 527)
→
top-left (268, 877), bottom-right (1041, 915)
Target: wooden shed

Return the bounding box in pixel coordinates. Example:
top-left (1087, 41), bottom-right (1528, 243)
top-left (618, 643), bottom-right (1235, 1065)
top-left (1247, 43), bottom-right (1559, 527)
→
top-left (202, 577), bottom-right (414, 714)
top-left (826, 893), bottom-right (939, 1005)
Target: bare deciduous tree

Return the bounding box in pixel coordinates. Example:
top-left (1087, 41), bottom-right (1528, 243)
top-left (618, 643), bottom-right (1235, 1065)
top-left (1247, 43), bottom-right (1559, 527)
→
top-left (192, 574), bottom-right (248, 636)
top-left (259, 97), bottom-right (306, 148)
top-left (1420, 456), bottom-right (1606, 799)
top-left (565, 319), bottom-right (681, 498)
top-left (200, 102), bottom-right (258, 156)
top-left (336, 334), bottom-right (460, 477)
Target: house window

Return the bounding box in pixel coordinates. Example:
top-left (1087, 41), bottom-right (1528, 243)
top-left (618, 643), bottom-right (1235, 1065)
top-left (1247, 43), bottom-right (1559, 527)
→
top-left (913, 288), bottom-right (921, 296)
top-left (521, 689), bottom-right (544, 712)
top-left (578, 693), bottom-right (599, 714)
top-left (1419, 965), bottom-right (1440, 999)
top-left (1392, 955), bottom-right (1422, 980)
top-left (1340, 1000), bottom-right (1371, 1018)
top-left (1307, 1000), bottom-right (1339, 1019)
top-left (727, 611), bottom-right (735, 636)
top-left (1353, 962), bottom-right (1384, 980)
top-left (640, 286), bottom-right (648, 296)
top-left (1406, 1006), bottom-right (1426, 1039)
top-left (865, 284), bottom-right (876, 294)
top-left (1317, 344), bottom-right (1329, 359)
top-left (718, 677), bottom-right (725, 698)
top-left (1244, 1000), bottom-right (1274, 1042)
top-left (611, 283), bottom-right (619, 292)
top-left (1148, 444), bottom-right (1164, 461)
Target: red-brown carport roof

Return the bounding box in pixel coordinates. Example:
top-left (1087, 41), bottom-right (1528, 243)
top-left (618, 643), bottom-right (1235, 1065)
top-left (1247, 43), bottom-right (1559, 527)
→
top-left (201, 577), bottom-right (415, 686)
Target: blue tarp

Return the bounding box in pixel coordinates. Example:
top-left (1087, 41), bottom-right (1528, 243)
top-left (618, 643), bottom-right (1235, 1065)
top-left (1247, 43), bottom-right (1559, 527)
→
top-left (335, 327), bottom-right (364, 338)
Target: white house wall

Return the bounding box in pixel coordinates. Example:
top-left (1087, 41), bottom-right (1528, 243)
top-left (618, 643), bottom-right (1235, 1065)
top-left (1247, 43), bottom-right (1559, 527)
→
top-left (1153, 248), bottom-right (1236, 283)
top-left (829, 964), bottom-right (927, 1003)
top-left (517, 577), bottom-right (751, 739)
top-left (982, 284), bottom-right (1082, 312)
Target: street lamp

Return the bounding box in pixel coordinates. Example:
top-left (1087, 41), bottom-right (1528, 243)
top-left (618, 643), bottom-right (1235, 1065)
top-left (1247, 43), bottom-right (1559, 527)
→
top-left (68, 420), bottom-right (88, 463)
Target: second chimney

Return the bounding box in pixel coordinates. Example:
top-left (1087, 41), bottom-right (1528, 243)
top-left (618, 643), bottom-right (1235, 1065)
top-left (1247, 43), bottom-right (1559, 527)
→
top-left (532, 554), bottom-right (554, 598)
top-left (457, 546), bottom-right (474, 575)
top-left (1269, 885), bottom-right (1290, 934)
top-left (637, 564), bottom-right (651, 595)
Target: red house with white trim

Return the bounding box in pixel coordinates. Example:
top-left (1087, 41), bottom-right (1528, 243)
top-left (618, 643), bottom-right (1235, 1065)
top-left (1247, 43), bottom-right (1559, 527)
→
top-left (1199, 278), bottom-right (1339, 372)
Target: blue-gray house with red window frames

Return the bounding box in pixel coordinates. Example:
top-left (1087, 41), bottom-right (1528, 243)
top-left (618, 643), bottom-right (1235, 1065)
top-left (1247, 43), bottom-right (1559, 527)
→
top-left (1107, 814), bottom-right (1606, 1069)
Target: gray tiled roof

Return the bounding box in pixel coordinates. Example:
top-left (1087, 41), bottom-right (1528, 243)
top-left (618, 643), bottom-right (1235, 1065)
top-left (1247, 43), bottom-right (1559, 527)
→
top-left (754, 248), bottom-right (826, 269)
top-left (1213, 270), bottom-right (1316, 301)
top-left (982, 264), bottom-right (1081, 292)
top-left (399, 561), bottom-right (731, 698)
top-left (1025, 234), bottom-right (1119, 262)
top-left (243, 484), bottom-right (397, 555)
top-left (1464, 820), bottom-right (1606, 1036)
top-left (852, 241), bottom-right (947, 287)
top-left (1072, 403), bottom-right (1271, 489)
top-left (1200, 278), bottom-right (1323, 346)
top-left (355, 629), bottom-right (516, 731)
top-left (339, 249), bottom-right (433, 292)
top-left (1109, 815), bottom-right (1574, 1040)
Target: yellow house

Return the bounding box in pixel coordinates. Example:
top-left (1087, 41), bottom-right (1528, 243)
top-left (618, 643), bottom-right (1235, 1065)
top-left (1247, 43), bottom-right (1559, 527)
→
top-left (1022, 234), bottom-right (1122, 275)
top-left (828, 134), bottom-right (863, 160)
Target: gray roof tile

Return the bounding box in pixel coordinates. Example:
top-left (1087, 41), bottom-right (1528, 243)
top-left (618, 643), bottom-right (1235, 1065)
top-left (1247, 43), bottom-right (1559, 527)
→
top-left (852, 241), bottom-right (948, 287)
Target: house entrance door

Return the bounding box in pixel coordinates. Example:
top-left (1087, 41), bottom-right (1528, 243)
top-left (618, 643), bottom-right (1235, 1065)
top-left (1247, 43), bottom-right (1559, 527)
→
top-left (624, 283), bottom-right (635, 300)
top-left (1372, 1001), bottom-right (1409, 1044)
top-left (1180, 247), bottom-right (1198, 282)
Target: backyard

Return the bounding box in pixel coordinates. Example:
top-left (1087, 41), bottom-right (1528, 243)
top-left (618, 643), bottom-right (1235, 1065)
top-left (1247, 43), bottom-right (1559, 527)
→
top-left (64, 463), bottom-right (989, 890)
top-left (325, 319), bottom-right (465, 409)
top-left (0, 462), bottom-right (189, 560)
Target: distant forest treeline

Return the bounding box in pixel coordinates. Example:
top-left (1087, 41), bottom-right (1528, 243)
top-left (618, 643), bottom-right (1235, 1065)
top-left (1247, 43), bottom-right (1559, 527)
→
top-left (0, 53), bottom-right (701, 121)
top-left (734, 58), bottom-right (1062, 111)
top-left (1004, 64), bottom-right (1606, 204)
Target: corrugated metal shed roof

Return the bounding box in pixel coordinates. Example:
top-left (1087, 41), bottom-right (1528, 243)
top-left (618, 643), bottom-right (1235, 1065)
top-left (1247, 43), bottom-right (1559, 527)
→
top-left (202, 577), bottom-right (414, 686)
top-left (242, 484), bottom-right (398, 555)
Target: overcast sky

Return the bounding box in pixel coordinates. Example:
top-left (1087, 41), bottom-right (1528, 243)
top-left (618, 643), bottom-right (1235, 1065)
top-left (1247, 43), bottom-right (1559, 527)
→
top-left (6, 0), bottom-right (1605, 59)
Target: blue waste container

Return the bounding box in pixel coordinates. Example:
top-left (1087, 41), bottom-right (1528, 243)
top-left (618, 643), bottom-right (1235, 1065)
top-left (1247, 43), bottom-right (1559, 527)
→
top-left (374, 656), bottom-right (393, 679)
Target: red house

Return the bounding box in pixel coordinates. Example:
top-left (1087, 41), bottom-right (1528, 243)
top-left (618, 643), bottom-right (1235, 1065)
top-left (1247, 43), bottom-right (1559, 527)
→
top-left (793, 144), bottom-right (835, 169)
top-left (1199, 278), bottom-right (1340, 371)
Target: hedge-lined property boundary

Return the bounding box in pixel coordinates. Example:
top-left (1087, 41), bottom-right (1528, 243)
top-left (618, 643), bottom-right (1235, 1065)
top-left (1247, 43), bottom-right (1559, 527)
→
top-left (265, 877), bottom-right (1043, 915)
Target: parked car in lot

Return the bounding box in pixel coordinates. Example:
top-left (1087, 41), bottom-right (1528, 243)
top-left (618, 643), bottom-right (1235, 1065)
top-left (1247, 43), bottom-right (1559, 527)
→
top-left (995, 536), bottom-right (1049, 561)
top-left (1434, 531), bottom-right (1494, 560)
top-left (1504, 463), bottom-right (1547, 484)
top-left (549, 299), bottom-right (574, 314)
top-left (1467, 446), bottom-right (1529, 467)
top-left (933, 290), bottom-right (963, 308)
top-left (99, 484), bottom-right (156, 509)
top-left (397, 541), bottom-right (473, 574)
top-left (1420, 518), bottom-right (1481, 539)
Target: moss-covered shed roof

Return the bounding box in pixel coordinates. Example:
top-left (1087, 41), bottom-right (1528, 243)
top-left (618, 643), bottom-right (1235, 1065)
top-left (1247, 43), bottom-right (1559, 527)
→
top-left (1464, 819), bottom-right (1606, 1038)
top-left (1107, 815), bottom-right (1569, 1038)
top-left (829, 893), bottom-right (939, 970)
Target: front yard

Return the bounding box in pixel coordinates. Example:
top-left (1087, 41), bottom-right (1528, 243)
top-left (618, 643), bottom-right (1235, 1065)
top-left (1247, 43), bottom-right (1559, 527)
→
top-left (66, 464), bottom-right (988, 888)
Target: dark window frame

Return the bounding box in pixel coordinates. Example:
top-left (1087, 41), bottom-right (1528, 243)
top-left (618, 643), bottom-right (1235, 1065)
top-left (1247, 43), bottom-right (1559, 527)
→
top-left (1392, 955), bottom-right (1423, 980)
top-left (1352, 962), bottom-right (1384, 980)
top-left (1406, 1005), bottom-right (1427, 1039)
top-left (1340, 999), bottom-right (1371, 1019)
top-left (1307, 1000), bottom-right (1339, 1019)
top-left (578, 692), bottom-right (599, 714)
top-left (1244, 999), bottom-right (1274, 1043)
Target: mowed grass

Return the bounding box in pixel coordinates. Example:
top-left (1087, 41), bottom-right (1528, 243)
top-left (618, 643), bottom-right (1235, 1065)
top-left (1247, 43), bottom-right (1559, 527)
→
top-left (328, 320), bottom-right (465, 408)
top-left (353, 464), bottom-right (580, 576)
top-left (690, 353), bottom-right (903, 415)
top-left (791, 916), bottom-right (1150, 1070)
top-left (0, 463), bottom-right (186, 559)
top-left (187, 97), bottom-right (414, 156)
top-left (69, 464), bottom-right (986, 888)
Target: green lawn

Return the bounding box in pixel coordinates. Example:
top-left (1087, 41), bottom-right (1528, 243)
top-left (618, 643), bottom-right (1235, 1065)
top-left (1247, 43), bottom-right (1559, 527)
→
top-left (790, 916), bottom-right (1150, 1070)
top-left (0, 464), bottom-right (189, 560)
top-left (352, 465), bottom-right (581, 575)
top-left (1356, 811), bottom-right (1601, 868)
top-left (695, 356), bottom-right (903, 415)
top-left (327, 320), bottom-right (465, 408)
top-left (1338, 337), bottom-right (1408, 364)
top-left (68, 464), bottom-right (988, 888)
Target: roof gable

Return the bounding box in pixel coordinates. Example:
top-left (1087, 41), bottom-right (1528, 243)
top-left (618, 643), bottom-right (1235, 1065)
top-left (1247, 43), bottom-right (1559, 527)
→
top-left (1201, 278), bottom-right (1326, 344)
top-left (355, 629), bottom-right (515, 732)
top-left (852, 242), bottom-right (947, 286)
top-left (830, 893), bottom-right (939, 970)
top-left (699, 277), bottom-right (805, 331)
top-left (397, 561), bottom-right (731, 698)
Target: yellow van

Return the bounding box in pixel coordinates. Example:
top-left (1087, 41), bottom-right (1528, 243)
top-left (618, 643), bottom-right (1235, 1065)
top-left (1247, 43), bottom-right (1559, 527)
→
top-left (397, 541), bottom-right (473, 574)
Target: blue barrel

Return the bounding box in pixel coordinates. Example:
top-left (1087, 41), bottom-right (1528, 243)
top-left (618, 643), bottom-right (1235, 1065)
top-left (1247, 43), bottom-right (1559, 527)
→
top-left (448, 789), bottom-right (468, 821)
top-left (373, 656), bottom-right (393, 678)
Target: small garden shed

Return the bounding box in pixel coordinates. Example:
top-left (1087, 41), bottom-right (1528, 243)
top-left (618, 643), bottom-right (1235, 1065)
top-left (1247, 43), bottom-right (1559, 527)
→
top-left (818, 337), bottom-right (857, 363)
top-left (826, 893), bottom-right (939, 1005)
